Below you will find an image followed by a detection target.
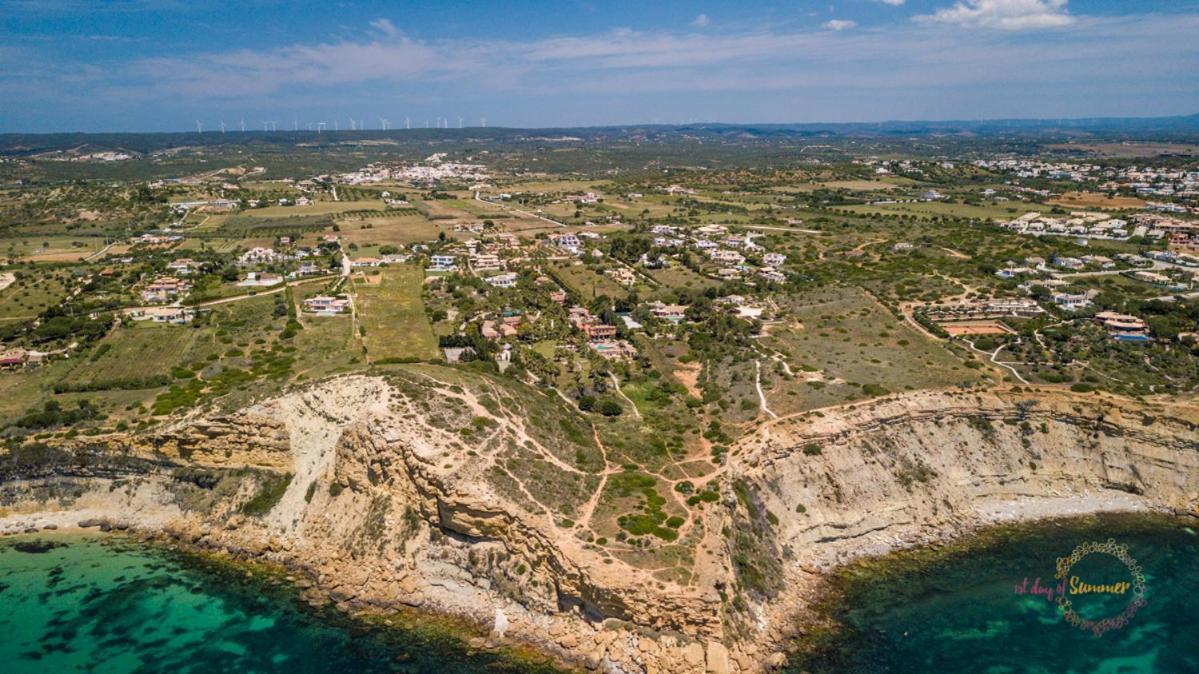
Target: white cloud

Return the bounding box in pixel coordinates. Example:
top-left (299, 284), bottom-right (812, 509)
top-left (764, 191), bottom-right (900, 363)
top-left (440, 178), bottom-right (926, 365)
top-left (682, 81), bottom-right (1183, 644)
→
top-left (917, 0), bottom-right (1074, 30)
top-left (876, 0), bottom-right (905, 6)
top-left (27, 12), bottom-right (1197, 116)
top-left (691, 14), bottom-right (711, 28)
top-left (369, 18), bottom-right (399, 36)
top-left (823, 19), bottom-right (857, 31)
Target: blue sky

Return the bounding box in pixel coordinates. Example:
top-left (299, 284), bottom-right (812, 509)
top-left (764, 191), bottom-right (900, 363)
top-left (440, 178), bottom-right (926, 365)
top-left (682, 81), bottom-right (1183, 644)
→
top-left (1, 0), bottom-right (1196, 132)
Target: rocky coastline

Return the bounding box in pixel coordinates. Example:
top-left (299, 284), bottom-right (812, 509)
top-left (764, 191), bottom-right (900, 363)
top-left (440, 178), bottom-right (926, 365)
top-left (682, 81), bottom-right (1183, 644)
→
top-left (2, 376), bottom-right (1198, 673)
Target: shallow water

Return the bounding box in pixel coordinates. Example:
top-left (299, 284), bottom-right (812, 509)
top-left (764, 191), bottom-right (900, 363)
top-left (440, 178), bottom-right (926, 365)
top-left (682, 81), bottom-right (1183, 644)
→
top-left (0, 533), bottom-right (562, 674)
top-left (789, 514), bottom-right (1199, 673)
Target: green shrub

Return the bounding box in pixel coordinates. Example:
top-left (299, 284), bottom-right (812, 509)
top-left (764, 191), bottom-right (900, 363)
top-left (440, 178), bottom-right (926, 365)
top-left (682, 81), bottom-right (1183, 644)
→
top-left (241, 473), bottom-right (293, 516)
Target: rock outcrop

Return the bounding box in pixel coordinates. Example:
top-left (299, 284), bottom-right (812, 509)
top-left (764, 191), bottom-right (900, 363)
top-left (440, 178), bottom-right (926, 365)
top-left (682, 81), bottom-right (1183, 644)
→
top-left (4, 376), bottom-right (1199, 673)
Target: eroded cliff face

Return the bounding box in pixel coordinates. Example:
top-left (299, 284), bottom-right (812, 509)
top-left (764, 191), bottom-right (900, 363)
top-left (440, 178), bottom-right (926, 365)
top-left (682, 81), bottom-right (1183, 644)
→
top-left (732, 389), bottom-right (1199, 650)
top-left (4, 376), bottom-right (1199, 674)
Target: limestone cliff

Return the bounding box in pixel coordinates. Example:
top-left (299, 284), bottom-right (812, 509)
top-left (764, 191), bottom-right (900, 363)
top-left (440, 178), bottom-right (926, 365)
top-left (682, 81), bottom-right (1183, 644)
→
top-left (3, 373), bottom-right (1199, 674)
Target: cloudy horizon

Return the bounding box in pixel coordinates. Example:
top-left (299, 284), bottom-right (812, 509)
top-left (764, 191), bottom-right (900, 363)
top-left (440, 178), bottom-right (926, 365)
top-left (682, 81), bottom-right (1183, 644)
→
top-left (1, 0), bottom-right (1196, 133)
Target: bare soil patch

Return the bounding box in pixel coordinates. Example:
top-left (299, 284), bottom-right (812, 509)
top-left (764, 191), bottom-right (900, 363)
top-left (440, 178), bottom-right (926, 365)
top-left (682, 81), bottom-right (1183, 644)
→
top-left (941, 320), bottom-right (1014, 336)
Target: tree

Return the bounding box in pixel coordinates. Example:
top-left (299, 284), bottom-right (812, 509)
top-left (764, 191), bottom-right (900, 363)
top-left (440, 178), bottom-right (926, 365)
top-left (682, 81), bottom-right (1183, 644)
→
top-left (599, 400), bottom-right (623, 417)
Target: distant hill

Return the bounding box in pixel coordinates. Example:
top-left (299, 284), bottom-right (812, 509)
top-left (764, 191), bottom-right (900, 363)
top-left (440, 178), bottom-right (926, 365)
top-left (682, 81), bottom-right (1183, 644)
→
top-left (2, 113), bottom-right (1198, 157)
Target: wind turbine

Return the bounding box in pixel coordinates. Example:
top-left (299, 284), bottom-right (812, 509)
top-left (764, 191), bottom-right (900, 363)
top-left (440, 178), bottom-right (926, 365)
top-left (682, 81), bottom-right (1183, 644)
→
top-left (262, 120), bottom-right (270, 132)
top-left (219, 120), bottom-right (226, 135)
top-left (380, 118), bottom-right (389, 130)
top-left (481, 117), bottom-right (487, 128)
top-left (405, 116), bottom-right (410, 130)
top-left (334, 119), bottom-right (339, 132)
top-left (293, 119), bottom-right (299, 132)
top-left (240, 119), bottom-right (246, 133)
top-left (458, 116), bottom-right (463, 129)
top-left (196, 120), bottom-right (204, 134)
top-left (317, 122), bottom-right (327, 134)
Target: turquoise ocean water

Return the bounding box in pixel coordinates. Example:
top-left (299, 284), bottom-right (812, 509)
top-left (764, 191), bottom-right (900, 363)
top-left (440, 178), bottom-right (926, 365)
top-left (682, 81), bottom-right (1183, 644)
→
top-left (788, 514), bottom-right (1199, 673)
top-left (6, 515), bottom-right (1196, 674)
top-left (0, 533), bottom-right (562, 674)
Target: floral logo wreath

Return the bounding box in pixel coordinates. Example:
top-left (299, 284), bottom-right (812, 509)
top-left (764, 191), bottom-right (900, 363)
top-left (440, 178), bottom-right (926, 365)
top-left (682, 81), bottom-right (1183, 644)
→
top-left (1055, 538), bottom-right (1147, 637)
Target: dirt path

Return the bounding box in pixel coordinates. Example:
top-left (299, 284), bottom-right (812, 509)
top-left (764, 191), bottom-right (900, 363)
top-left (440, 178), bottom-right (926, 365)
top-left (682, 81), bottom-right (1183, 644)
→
top-left (575, 422), bottom-right (617, 530)
top-left (83, 242), bottom-right (115, 263)
top-left (610, 373), bottom-right (642, 420)
top-left (755, 359), bottom-right (778, 420)
top-left (897, 302), bottom-right (942, 341)
top-left (964, 339), bottom-right (1030, 385)
top-left (849, 238), bottom-right (886, 255)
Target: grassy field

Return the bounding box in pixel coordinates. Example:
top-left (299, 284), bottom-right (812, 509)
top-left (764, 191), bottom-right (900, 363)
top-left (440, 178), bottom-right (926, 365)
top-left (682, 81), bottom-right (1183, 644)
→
top-left (0, 360), bottom-right (74, 423)
top-left (0, 268), bottom-right (76, 319)
top-left (497, 179), bottom-right (608, 193)
top-left (338, 213), bottom-right (444, 246)
top-left (355, 266), bottom-right (440, 362)
top-left (181, 236), bottom-right (265, 253)
top-left (2, 237), bottom-right (106, 262)
top-left (1047, 191), bottom-right (1146, 210)
top-left (821, 179), bottom-right (902, 191)
top-left (412, 198), bottom-right (476, 221)
top-left (248, 200), bottom-right (385, 218)
top-left (291, 282), bottom-right (359, 379)
top-left (69, 323), bottom-right (215, 384)
top-left (439, 198), bottom-right (505, 217)
top-left (840, 200), bottom-right (1043, 221)
top-left (646, 265), bottom-right (719, 292)
top-left (550, 262), bottom-right (629, 300)
top-left (760, 286), bottom-right (982, 414)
